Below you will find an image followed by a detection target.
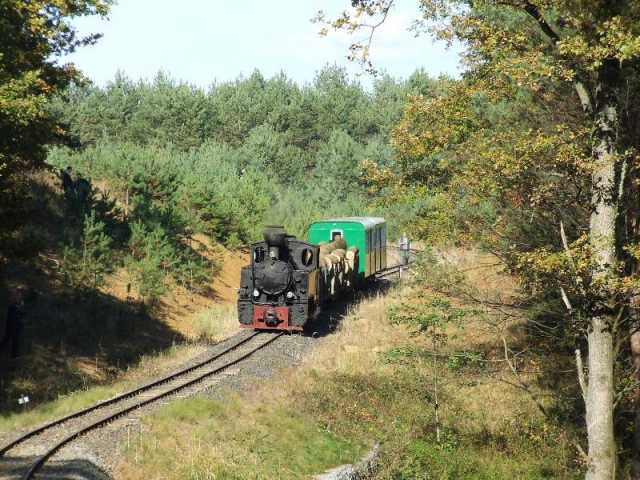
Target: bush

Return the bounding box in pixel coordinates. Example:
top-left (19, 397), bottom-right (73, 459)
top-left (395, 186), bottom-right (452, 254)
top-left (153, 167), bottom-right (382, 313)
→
top-left (192, 304), bottom-right (237, 341)
top-left (60, 211), bottom-right (112, 291)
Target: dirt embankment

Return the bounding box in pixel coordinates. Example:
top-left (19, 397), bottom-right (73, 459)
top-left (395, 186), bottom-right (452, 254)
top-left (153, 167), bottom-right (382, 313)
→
top-left (0, 169), bottom-right (249, 411)
top-left (101, 239), bottom-right (247, 339)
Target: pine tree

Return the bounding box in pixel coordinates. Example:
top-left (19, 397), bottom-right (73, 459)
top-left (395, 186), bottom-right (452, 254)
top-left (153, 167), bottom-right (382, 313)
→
top-left (61, 211), bottom-right (112, 291)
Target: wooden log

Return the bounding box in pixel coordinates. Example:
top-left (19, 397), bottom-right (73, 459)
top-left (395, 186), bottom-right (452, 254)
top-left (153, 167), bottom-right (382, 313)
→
top-left (326, 254), bottom-right (340, 266)
top-left (332, 248), bottom-right (346, 260)
top-left (321, 256), bottom-right (334, 270)
top-left (346, 247), bottom-right (358, 271)
top-left (319, 238), bottom-right (347, 256)
top-left (319, 239), bottom-right (356, 297)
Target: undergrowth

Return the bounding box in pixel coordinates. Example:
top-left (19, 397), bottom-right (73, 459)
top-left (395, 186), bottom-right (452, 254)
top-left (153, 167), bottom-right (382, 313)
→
top-left (121, 396), bottom-right (361, 479)
top-left (0, 342), bottom-right (201, 432)
top-left (116, 250), bottom-right (581, 479)
top-left (192, 304), bottom-right (239, 342)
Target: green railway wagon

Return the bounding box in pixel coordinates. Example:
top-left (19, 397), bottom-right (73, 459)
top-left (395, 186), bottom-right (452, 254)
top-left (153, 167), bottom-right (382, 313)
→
top-left (308, 217), bottom-right (387, 278)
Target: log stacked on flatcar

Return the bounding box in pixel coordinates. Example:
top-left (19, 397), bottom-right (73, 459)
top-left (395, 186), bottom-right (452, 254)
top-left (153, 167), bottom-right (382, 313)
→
top-left (318, 238), bottom-right (359, 297)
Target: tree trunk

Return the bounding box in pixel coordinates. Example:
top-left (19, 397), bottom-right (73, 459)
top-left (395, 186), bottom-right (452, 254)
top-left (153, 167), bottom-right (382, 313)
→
top-left (585, 60), bottom-right (619, 480)
top-left (631, 323), bottom-right (640, 479)
top-left (125, 187), bottom-right (130, 219)
top-left (585, 316), bottom-right (616, 480)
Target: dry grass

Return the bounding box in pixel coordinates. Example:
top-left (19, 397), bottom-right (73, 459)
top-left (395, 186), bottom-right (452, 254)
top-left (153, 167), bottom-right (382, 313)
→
top-left (192, 303), bottom-right (240, 342)
top-left (301, 293), bottom-right (411, 375)
top-left (115, 253), bottom-right (580, 479)
top-left (101, 244), bottom-right (246, 340)
top-left (115, 292), bottom-right (405, 480)
top-left (0, 342), bottom-right (207, 433)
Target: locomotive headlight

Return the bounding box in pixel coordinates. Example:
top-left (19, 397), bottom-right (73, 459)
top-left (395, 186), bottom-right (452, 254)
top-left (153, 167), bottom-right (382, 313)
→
top-left (286, 291), bottom-right (295, 300)
top-left (253, 289), bottom-right (260, 297)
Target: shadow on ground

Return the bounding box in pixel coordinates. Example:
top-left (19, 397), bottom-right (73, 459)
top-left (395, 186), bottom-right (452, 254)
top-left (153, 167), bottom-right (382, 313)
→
top-left (0, 171), bottom-right (188, 414)
top-left (0, 455), bottom-right (111, 480)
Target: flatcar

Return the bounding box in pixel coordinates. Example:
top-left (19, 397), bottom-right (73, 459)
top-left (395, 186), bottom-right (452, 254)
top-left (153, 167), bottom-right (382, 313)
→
top-left (237, 217), bottom-right (386, 332)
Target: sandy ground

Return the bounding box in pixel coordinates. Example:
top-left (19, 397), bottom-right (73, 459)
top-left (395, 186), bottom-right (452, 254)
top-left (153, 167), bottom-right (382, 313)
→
top-left (103, 240), bottom-right (248, 339)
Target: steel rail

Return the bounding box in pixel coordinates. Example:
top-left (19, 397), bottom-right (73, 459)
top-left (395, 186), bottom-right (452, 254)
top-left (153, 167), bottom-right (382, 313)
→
top-left (0, 331), bottom-right (262, 457)
top-left (375, 261), bottom-right (415, 279)
top-left (21, 331), bottom-right (283, 480)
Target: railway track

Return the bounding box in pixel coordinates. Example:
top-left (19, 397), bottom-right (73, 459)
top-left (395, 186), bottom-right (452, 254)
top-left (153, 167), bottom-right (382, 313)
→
top-left (0, 330), bottom-right (283, 480)
top-left (375, 261), bottom-right (415, 279)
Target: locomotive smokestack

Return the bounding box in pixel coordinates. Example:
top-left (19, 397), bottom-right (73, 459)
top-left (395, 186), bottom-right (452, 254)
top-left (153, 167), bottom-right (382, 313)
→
top-left (263, 225), bottom-right (287, 260)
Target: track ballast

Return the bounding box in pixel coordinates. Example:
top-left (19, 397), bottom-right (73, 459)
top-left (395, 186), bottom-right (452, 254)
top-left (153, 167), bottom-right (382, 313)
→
top-left (0, 331), bottom-right (283, 480)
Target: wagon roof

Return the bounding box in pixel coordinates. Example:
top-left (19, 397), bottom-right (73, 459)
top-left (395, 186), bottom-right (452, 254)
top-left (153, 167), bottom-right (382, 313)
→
top-left (311, 217), bottom-right (386, 230)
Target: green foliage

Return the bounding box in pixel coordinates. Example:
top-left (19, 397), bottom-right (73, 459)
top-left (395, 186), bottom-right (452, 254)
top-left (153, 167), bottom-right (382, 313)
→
top-left (0, 0), bottom-right (110, 177)
top-left (125, 222), bottom-right (169, 302)
top-left (240, 124), bottom-right (309, 180)
top-left (60, 211), bottom-right (112, 291)
top-left (178, 142), bottom-right (274, 245)
top-left (0, 0), bottom-right (111, 257)
top-left (42, 66), bottom-right (464, 314)
top-left (49, 143), bottom-right (221, 299)
top-left (53, 66), bottom-right (424, 154)
top-left (48, 66), bottom-right (451, 244)
top-left (321, 0), bottom-right (640, 471)
top-left (382, 345), bottom-right (485, 371)
top-left (314, 129), bottom-right (366, 200)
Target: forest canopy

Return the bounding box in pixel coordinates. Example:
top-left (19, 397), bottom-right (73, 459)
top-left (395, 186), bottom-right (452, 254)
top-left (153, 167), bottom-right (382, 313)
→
top-left (22, 66), bottom-right (449, 302)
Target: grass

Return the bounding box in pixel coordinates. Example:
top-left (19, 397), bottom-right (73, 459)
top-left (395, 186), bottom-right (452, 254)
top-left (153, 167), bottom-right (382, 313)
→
top-left (0, 300), bottom-right (240, 434)
top-left (0, 343), bottom-right (205, 433)
top-left (192, 304), bottom-right (240, 342)
top-left (114, 250), bottom-right (581, 479)
top-left (119, 396), bottom-right (361, 479)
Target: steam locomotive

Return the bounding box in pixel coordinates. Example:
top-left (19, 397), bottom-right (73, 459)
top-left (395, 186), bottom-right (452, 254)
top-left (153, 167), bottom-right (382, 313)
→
top-left (237, 217), bottom-right (387, 332)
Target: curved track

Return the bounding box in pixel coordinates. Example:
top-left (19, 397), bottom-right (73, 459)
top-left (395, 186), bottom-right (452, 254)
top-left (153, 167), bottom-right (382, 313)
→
top-left (0, 331), bottom-right (283, 480)
top-left (1, 256), bottom-right (413, 479)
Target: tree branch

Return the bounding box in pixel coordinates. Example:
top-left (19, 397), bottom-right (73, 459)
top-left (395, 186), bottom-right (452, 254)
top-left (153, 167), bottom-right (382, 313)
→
top-left (350, 0), bottom-right (395, 70)
top-left (502, 337), bottom-right (549, 416)
top-left (560, 287), bottom-right (573, 313)
top-left (521, 2), bottom-right (560, 45)
top-left (575, 348), bottom-right (588, 401)
top-left (518, 2), bottom-right (593, 114)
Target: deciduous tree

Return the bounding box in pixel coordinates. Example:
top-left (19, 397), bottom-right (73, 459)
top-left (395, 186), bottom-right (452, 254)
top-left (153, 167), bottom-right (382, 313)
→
top-left (320, 1), bottom-right (640, 477)
top-left (0, 0), bottom-right (111, 254)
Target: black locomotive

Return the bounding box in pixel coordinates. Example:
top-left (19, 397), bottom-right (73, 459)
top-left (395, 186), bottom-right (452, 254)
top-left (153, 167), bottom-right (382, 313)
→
top-left (237, 226), bottom-right (322, 331)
